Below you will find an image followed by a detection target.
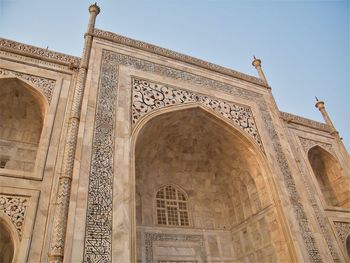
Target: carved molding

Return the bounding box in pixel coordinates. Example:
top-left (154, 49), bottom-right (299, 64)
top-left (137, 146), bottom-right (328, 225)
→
top-left (334, 222), bottom-right (350, 244)
top-left (83, 50), bottom-right (118, 262)
top-left (0, 38), bottom-right (80, 67)
top-left (144, 232), bottom-right (207, 263)
top-left (0, 195), bottom-right (28, 238)
top-left (299, 137), bottom-right (336, 156)
top-left (0, 67), bottom-right (55, 104)
top-left (84, 49), bottom-right (323, 262)
top-left (132, 78), bottom-right (263, 150)
top-left (280, 111), bottom-right (330, 132)
top-left (92, 29), bottom-right (266, 87)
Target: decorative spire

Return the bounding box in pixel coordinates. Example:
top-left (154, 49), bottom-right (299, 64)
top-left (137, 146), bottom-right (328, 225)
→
top-left (252, 56), bottom-right (268, 85)
top-left (314, 98), bottom-right (338, 136)
top-left (48, 3), bottom-right (101, 263)
top-left (89, 2), bottom-right (100, 15)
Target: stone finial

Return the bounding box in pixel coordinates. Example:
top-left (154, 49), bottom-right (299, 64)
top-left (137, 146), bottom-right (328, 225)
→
top-left (89, 2), bottom-right (100, 14)
top-left (315, 97), bottom-right (325, 110)
top-left (314, 97), bottom-right (339, 136)
top-left (251, 56), bottom-right (268, 85)
top-left (252, 56), bottom-right (262, 68)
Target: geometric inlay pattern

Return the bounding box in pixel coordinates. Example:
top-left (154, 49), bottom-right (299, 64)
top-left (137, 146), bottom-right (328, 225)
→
top-left (0, 194), bottom-right (28, 238)
top-left (132, 78), bottom-right (263, 150)
top-left (83, 50), bottom-right (118, 262)
top-left (144, 232), bottom-right (207, 263)
top-left (0, 67), bottom-right (56, 104)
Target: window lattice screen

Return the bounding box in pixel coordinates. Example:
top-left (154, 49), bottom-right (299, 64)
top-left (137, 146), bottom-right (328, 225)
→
top-left (156, 185), bottom-right (189, 226)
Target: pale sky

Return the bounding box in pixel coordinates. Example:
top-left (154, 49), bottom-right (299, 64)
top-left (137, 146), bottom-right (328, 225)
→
top-left (0, 0), bottom-right (349, 150)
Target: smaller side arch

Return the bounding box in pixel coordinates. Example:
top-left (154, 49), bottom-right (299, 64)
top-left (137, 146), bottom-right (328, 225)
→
top-left (0, 76), bottom-right (49, 115)
top-left (0, 214), bottom-right (20, 263)
top-left (0, 77), bottom-right (48, 172)
top-left (308, 145), bottom-right (350, 208)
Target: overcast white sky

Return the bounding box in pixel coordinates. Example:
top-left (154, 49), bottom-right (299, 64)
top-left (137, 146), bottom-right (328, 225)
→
top-left (0, 0), bottom-right (349, 150)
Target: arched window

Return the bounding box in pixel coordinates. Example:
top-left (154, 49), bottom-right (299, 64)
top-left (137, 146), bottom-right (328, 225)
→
top-left (156, 185), bottom-right (189, 226)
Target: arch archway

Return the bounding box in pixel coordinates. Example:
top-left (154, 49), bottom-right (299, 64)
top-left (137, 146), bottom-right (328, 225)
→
top-left (308, 146), bottom-right (350, 208)
top-left (0, 78), bottom-right (46, 172)
top-left (0, 216), bottom-right (16, 263)
top-left (132, 105), bottom-right (290, 262)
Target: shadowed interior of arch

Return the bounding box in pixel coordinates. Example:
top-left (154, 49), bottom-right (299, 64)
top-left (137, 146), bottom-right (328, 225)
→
top-left (135, 107), bottom-right (286, 262)
top-left (308, 146), bottom-right (350, 208)
top-left (0, 217), bottom-right (15, 263)
top-left (0, 78), bottom-right (45, 172)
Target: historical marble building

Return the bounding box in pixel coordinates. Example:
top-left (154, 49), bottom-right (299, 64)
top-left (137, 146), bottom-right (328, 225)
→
top-left (0, 4), bottom-right (349, 263)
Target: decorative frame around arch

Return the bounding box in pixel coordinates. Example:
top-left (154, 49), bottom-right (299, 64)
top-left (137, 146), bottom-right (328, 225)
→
top-left (0, 68), bottom-right (55, 105)
top-left (299, 137), bottom-right (337, 157)
top-left (83, 48), bottom-right (331, 262)
top-left (131, 77), bottom-right (264, 152)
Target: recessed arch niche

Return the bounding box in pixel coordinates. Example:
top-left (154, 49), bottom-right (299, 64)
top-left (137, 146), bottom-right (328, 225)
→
top-left (346, 234), bottom-right (350, 259)
top-left (133, 105), bottom-right (288, 262)
top-left (0, 78), bottom-right (46, 172)
top-left (0, 216), bottom-right (16, 263)
top-left (308, 146), bottom-right (350, 208)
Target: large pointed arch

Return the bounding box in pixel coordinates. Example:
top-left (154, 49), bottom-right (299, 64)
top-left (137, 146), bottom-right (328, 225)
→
top-left (130, 103), bottom-right (291, 262)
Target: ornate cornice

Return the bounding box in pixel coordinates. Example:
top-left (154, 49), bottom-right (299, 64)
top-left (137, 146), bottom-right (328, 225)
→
top-left (280, 111), bottom-right (331, 132)
top-left (92, 29), bottom-right (267, 87)
top-left (0, 38), bottom-right (80, 67)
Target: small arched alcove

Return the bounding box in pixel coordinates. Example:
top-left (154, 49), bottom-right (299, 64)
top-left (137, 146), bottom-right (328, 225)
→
top-left (346, 235), bottom-right (350, 259)
top-left (134, 106), bottom-right (287, 262)
top-left (308, 146), bottom-right (350, 208)
top-left (0, 217), bottom-right (15, 263)
top-left (0, 78), bottom-right (45, 172)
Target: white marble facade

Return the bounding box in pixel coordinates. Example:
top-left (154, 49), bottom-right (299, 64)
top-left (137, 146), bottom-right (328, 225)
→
top-left (0, 5), bottom-right (350, 262)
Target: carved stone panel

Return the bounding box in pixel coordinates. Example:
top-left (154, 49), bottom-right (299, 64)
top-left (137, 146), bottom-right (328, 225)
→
top-left (0, 68), bottom-right (55, 104)
top-left (334, 222), bottom-right (350, 245)
top-left (299, 137), bottom-right (336, 156)
top-left (0, 194), bottom-right (28, 238)
top-left (144, 232), bottom-right (207, 263)
top-left (83, 51), bottom-right (118, 262)
top-left (132, 78), bottom-right (263, 150)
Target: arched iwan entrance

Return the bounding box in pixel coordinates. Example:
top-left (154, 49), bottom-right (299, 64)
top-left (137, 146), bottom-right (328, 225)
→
top-left (133, 106), bottom-right (292, 262)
